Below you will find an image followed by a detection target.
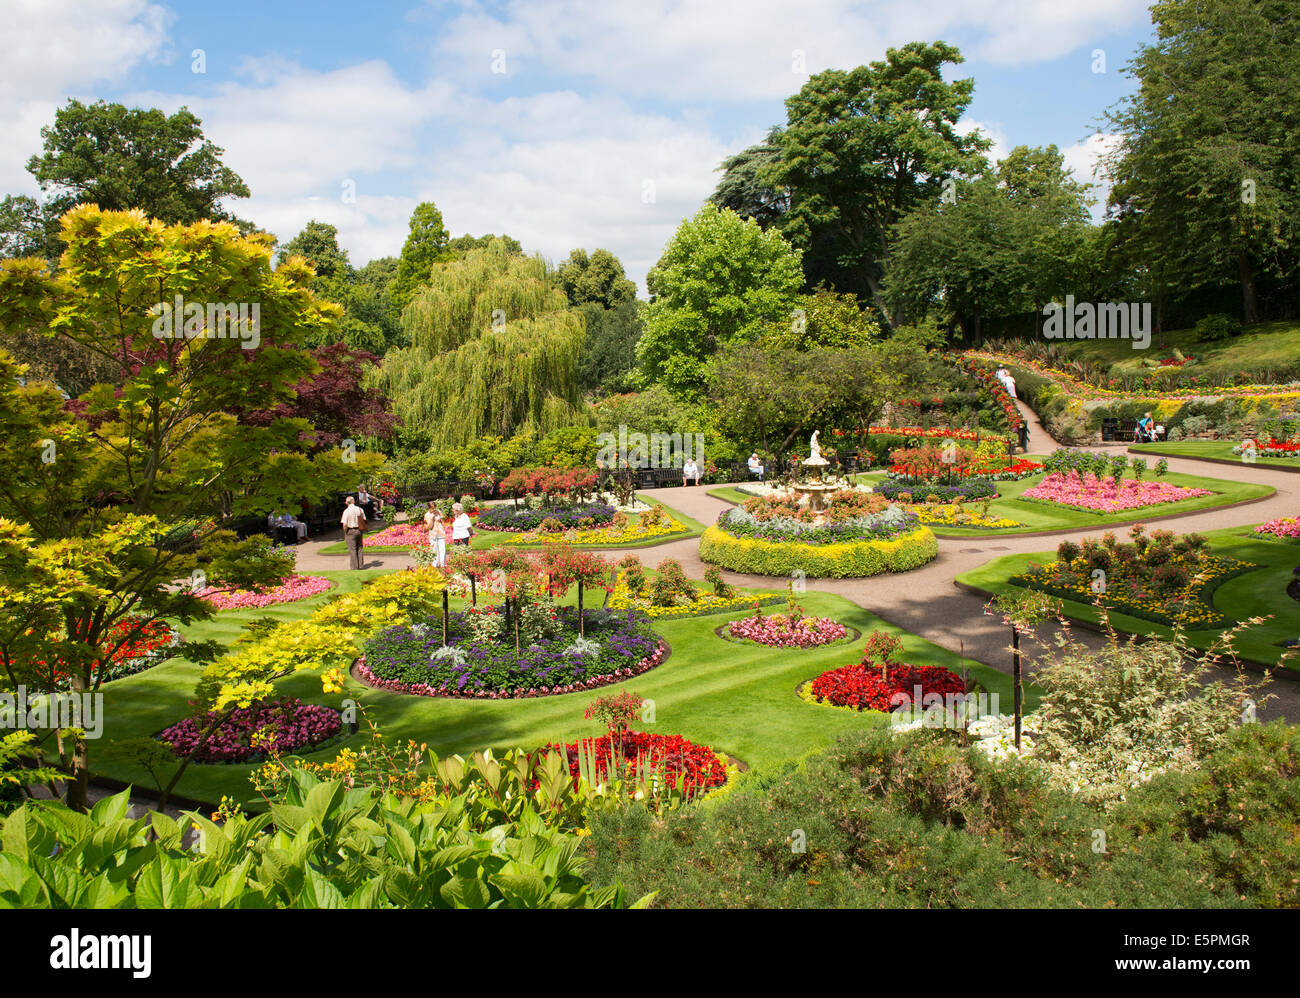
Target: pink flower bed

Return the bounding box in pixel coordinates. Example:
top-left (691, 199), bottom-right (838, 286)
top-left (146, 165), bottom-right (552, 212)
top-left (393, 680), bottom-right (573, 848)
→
top-left (1021, 472), bottom-right (1210, 513)
top-left (158, 698), bottom-right (341, 763)
top-left (1254, 517), bottom-right (1300, 540)
top-left (198, 574), bottom-right (333, 610)
top-left (352, 641), bottom-right (668, 699)
top-left (726, 613), bottom-right (849, 648)
top-left (366, 522), bottom-right (434, 548)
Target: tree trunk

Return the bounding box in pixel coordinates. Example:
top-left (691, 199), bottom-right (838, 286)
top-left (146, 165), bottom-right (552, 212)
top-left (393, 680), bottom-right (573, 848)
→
top-left (1012, 627), bottom-right (1022, 749)
top-left (578, 580), bottom-right (585, 638)
top-left (1238, 250), bottom-right (1259, 326)
top-left (64, 671), bottom-right (91, 812)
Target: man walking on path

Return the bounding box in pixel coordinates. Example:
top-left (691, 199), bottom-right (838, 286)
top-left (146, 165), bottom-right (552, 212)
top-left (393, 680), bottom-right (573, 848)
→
top-left (341, 495), bottom-right (367, 569)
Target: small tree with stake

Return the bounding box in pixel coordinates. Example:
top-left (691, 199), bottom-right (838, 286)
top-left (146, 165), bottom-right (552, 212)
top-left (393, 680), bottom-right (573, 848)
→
top-left (985, 589), bottom-right (1061, 748)
top-left (536, 545), bottom-right (614, 637)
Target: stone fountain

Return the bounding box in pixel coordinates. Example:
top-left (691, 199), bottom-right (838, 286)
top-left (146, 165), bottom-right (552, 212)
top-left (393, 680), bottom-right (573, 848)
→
top-left (791, 430), bottom-right (837, 515)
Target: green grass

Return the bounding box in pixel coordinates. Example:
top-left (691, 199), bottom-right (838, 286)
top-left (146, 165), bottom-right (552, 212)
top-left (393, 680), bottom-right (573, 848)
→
top-left (712, 470), bottom-right (1271, 538)
top-left (318, 494), bottom-right (705, 555)
top-left (956, 525), bottom-right (1300, 670)
top-left (1022, 318), bottom-right (1300, 382)
top-left (1131, 439), bottom-right (1300, 471)
top-left (89, 576), bottom-right (1033, 808)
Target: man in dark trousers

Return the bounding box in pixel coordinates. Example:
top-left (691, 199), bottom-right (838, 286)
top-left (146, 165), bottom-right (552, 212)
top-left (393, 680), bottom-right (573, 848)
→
top-left (340, 495), bottom-right (367, 569)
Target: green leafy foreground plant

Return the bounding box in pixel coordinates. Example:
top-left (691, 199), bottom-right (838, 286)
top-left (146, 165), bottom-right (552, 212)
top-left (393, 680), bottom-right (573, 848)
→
top-left (0, 769), bottom-right (650, 909)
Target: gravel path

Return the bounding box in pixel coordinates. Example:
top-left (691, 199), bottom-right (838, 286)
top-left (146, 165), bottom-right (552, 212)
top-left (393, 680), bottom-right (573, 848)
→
top-left (291, 400), bottom-right (1299, 721)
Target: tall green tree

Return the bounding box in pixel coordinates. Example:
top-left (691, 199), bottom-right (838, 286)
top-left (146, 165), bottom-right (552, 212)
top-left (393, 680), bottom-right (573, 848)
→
top-left (25, 100), bottom-right (249, 225)
top-left (763, 42), bottom-right (989, 323)
top-left (709, 126), bottom-right (788, 231)
top-left (885, 146), bottom-right (1092, 338)
top-left (556, 248), bottom-right (637, 308)
top-left (393, 201), bottom-right (451, 307)
top-left (638, 205), bottom-right (803, 398)
top-left (0, 207), bottom-right (371, 809)
top-left (1104, 0), bottom-right (1300, 325)
top-left (378, 240), bottom-right (585, 447)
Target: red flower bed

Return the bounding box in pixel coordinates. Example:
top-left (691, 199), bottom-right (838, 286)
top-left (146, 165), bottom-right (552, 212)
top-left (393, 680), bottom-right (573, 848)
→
top-left (32, 616), bottom-right (181, 686)
top-left (807, 661), bottom-right (966, 712)
top-left (547, 730), bottom-right (728, 796)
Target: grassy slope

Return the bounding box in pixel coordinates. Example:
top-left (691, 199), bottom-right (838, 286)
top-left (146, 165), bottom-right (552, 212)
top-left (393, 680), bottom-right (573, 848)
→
top-left (956, 525), bottom-right (1300, 669)
top-left (92, 578), bottom-right (1032, 807)
top-left (1019, 318), bottom-right (1300, 381)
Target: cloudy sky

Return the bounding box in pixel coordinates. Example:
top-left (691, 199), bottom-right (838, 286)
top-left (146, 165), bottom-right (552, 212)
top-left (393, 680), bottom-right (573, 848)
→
top-left (1, 0), bottom-right (1152, 292)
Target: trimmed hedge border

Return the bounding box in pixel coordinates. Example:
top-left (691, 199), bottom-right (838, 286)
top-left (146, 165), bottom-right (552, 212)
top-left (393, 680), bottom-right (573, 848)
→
top-left (698, 524), bottom-right (938, 579)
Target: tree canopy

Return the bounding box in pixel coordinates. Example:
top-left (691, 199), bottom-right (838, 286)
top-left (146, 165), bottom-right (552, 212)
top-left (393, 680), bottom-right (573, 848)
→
top-left (378, 240), bottom-right (586, 447)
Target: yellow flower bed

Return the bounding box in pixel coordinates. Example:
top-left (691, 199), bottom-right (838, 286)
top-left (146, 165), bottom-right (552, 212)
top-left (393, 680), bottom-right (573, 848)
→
top-left (698, 524), bottom-right (938, 579)
top-left (506, 515), bottom-right (687, 546)
top-left (912, 504), bottom-right (1024, 529)
top-left (199, 569), bottom-right (446, 708)
top-left (606, 575), bottom-right (779, 619)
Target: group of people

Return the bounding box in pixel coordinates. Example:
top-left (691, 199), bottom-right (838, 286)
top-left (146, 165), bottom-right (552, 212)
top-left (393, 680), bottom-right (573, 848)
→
top-left (338, 487), bottom-right (474, 571)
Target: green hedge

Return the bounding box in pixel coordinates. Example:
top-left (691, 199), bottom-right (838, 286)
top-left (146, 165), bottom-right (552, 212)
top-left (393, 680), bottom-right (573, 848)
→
top-left (698, 525), bottom-right (938, 579)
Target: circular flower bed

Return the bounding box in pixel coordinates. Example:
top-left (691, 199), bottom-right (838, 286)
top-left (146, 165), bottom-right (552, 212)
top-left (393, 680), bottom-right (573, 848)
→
top-left (198, 574), bottom-right (334, 610)
top-left (700, 491), bottom-right (938, 578)
top-left (478, 502), bottom-right (617, 532)
top-left (157, 698), bottom-right (341, 764)
top-left (357, 606), bottom-right (665, 698)
top-left (548, 731), bottom-right (729, 796)
top-left (800, 661), bottom-right (966, 713)
top-left (721, 611), bottom-right (851, 648)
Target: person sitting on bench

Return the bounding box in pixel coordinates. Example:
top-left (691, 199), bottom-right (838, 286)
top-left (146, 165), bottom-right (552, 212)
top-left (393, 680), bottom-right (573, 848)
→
top-left (1134, 412), bottom-right (1156, 443)
top-left (277, 511), bottom-right (308, 541)
top-left (682, 458), bottom-right (701, 487)
top-left (747, 453), bottom-right (764, 481)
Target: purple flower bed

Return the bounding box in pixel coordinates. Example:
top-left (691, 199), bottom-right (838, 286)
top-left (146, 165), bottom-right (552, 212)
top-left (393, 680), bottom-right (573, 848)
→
top-left (477, 503), bottom-right (616, 532)
top-left (157, 699), bottom-right (342, 764)
top-left (359, 606), bottom-right (663, 696)
top-left (355, 642), bottom-right (667, 699)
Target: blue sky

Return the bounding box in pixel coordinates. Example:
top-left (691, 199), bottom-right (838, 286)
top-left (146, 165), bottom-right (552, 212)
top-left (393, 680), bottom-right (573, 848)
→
top-left (2, 0), bottom-right (1157, 291)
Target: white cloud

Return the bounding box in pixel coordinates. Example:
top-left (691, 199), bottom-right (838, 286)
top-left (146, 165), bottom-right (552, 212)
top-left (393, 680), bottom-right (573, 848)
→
top-left (429, 0), bottom-right (1151, 101)
top-left (1062, 132), bottom-right (1120, 220)
top-left (0, 0), bottom-right (170, 192)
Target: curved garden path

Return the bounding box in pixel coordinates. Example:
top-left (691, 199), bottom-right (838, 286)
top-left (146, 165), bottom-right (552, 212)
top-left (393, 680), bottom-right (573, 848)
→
top-left (294, 399), bottom-right (1299, 720)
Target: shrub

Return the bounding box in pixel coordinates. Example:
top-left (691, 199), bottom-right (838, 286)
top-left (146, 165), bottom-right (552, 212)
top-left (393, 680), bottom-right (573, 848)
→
top-left (699, 525), bottom-right (938, 578)
top-left (1193, 312), bottom-right (1241, 342)
top-left (703, 564), bottom-right (732, 598)
top-left (650, 558), bottom-right (695, 606)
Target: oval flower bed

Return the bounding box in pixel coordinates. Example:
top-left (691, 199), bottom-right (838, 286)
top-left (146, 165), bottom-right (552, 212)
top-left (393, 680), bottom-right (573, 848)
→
top-left (157, 698), bottom-right (342, 764)
top-left (722, 611), bottom-right (850, 648)
top-left (478, 502), bottom-right (617, 532)
top-left (548, 731), bottom-right (729, 797)
top-left (800, 661), bottom-right (966, 713)
top-left (198, 574), bottom-right (334, 610)
top-left (1020, 472), bottom-right (1211, 513)
top-left (1253, 517), bottom-right (1300, 542)
top-left (356, 607), bottom-right (665, 698)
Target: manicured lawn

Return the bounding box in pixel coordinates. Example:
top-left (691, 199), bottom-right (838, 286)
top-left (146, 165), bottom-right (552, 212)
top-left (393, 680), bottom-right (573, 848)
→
top-left (1131, 439), bottom-right (1300, 471)
top-left (956, 525), bottom-right (1300, 670)
top-left (318, 494), bottom-right (705, 555)
top-left (713, 470), bottom-right (1272, 537)
top-left (90, 572), bottom-right (1033, 808)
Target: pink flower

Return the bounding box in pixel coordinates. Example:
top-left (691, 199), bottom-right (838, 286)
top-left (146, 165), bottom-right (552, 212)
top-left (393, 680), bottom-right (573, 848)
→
top-left (1022, 472), bottom-right (1210, 513)
top-left (198, 575), bottom-right (334, 611)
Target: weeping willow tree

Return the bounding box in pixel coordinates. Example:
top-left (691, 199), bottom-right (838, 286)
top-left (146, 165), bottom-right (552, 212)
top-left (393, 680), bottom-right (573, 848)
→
top-left (377, 240), bottom-right (587, 447)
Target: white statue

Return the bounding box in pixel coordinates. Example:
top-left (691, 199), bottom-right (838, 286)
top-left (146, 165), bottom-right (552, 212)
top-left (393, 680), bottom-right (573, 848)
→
top-left (809, 430), bottom-right (821, 461)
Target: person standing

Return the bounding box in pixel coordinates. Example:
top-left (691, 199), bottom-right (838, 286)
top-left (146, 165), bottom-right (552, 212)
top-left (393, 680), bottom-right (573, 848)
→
top-left (341, 495), bottom-right (367, 570)
top-left (425, 506), bottom-right (447, 568)
top-left (451, 502), bottom-right (473, 547)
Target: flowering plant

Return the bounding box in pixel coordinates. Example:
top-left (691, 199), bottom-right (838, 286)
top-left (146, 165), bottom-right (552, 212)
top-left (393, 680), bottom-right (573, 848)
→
top-left (198, 574), bottom-right (334, 610)
top-left (725, 612), bottom-right (849, 648)
top-left (1021, 472), bottom-right (1210, 513)
top-left (158, 698), bottom-right (341, 764)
